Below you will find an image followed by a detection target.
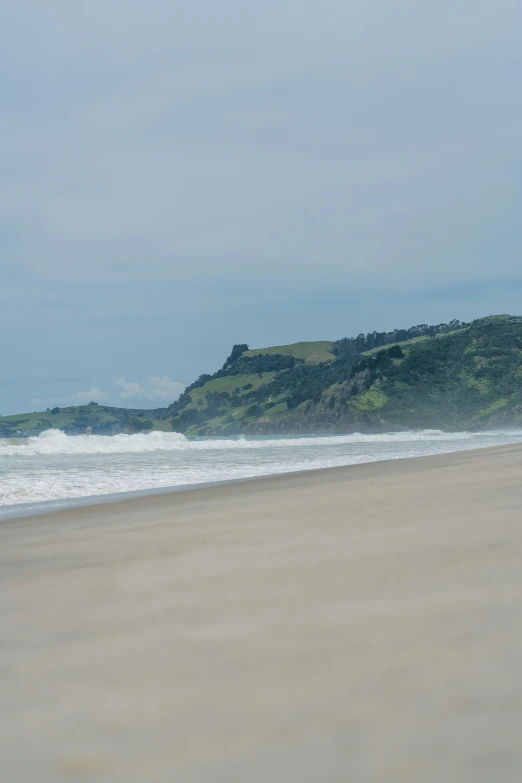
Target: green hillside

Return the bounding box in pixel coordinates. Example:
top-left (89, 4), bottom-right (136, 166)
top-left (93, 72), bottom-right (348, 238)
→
top-left (245, 341), bottom-right (334, 363)
top-left (3, 315), bottom-right (522, 437)
top-left (164, 315), bottom-right (522, 435)
top-left (0, 404), bottom-right (167, 438)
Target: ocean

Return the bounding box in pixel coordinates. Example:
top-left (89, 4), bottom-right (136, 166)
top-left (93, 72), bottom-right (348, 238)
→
top-left (1, 428), bottom-right (522, 520)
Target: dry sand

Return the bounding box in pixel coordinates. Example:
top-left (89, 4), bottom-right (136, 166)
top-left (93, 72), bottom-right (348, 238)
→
top-left (1, 444), bottom-right (522, 782)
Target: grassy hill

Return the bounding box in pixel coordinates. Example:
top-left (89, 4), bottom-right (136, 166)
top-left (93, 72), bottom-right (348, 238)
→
top-left (0, 404), bottom-right (167, 438)
top-left (164, 315), bottom-right (522, 435)
top-left (3, 315), bottom-right (522, 437)
top-left (244, 341), bottom-right (334, 363)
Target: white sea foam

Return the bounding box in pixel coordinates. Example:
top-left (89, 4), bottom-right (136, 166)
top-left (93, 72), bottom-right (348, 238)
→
top-left (1, 429), bottom-right (522, 516)
top-left (0, 428), bottom-right (476, 456)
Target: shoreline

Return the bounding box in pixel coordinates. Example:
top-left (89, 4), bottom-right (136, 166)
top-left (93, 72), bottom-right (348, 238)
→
top-left (3, 438), bottom-right (522, 524)
top-left (3, 442), bottom-right (522, 781)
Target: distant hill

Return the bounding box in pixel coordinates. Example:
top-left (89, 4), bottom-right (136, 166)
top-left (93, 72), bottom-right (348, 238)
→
top-left (3, 314), bottom-right (522, 437)
top-left (0, 404), bottom-right (168, 438)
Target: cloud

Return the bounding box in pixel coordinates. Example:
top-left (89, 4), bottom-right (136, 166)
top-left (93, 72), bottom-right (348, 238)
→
top-left (26, 380), bottom-right (182, 413)
top-left (2, 0), bottom-right (521, 292)
top-left (115, 375), bottom-right (185, 404)
top-left (69, 387), bottom-right (109, 405)
top-left (114, 378), bottom-right (144, 401)
top-left (45, 387), bottom-right (110, 407)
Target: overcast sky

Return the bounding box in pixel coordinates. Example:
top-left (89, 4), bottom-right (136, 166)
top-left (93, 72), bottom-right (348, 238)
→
top-left (1, 0), bottom-right (522, 414)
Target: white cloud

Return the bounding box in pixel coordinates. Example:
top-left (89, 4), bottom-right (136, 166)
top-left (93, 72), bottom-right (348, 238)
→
top-left (70, 387), bottom-right (109, 405)
top-left (46, 387), bottom-right (110, 407)
top-left (114, 378), bottom-right (145, 401)
top-left (115, 376), bottom-right (184, 405)
top-left (27, 380), bottom-right (183, 413)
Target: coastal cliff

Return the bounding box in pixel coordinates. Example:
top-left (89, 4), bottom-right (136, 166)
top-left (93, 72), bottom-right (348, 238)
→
top-left (3, 315), bottom-right (522, 436)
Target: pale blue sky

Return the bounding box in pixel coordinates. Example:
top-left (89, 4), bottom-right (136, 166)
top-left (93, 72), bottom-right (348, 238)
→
top-left (1, 0), bottom-right (522, 414)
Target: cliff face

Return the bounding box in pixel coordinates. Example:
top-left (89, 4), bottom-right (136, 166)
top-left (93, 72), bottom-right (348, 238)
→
top-left (165, 316), bottom-right (522, 435)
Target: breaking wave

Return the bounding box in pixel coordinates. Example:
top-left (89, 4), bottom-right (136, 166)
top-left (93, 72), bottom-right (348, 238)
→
top-left (0, 428), bottom-right (477, 457)
top-left (2, 428), bottom-right (522, 516)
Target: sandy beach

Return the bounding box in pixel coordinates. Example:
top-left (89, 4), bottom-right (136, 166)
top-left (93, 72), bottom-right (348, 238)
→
top-left (2, 443), bottom-right (522, 782)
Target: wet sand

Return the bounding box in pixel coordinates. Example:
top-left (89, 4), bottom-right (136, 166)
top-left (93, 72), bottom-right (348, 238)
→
top-left (2, 443), bottom-right (522, 782)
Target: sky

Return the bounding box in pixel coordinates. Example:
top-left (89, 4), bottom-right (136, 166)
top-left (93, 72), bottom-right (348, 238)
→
top-left (1, 0), bottom-right (522, 414)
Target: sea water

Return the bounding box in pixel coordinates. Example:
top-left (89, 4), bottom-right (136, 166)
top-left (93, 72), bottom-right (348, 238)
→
top-left (1, 428), bottom-right (522, 519)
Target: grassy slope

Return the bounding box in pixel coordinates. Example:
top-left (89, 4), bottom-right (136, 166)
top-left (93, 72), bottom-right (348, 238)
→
top-left (0, 407), bottom-right (111, 435)
top-left (0, 405), bottom-right (163, 437)
top-left (245, 341), bottom-right (334, 363)
top-left (190, 372), bottom-right (277, 399)
top-left (177, 373), bottom-right (279, 435)
top-left (361, 327), bottom-right (475, 357)
top-left (349, 317), bottom-right (522, 431)
top-left (360, 316), bottom-right (511, 358)
top-left (361, 335), bottom-right (430, 356)
top-left (168, 317), bottom-right (522, 434)
top-left (170, 341), bottom-right (335, 435)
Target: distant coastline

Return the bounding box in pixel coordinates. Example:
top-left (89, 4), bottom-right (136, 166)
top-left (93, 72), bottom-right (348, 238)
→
top-left (2, 314), bottom-right (522, 438)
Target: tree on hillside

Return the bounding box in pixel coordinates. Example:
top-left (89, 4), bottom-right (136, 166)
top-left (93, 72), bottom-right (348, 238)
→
top-left (128, 417), bottom-right (153, 432)
top-left (225, 344), bottom-right (249, 365)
